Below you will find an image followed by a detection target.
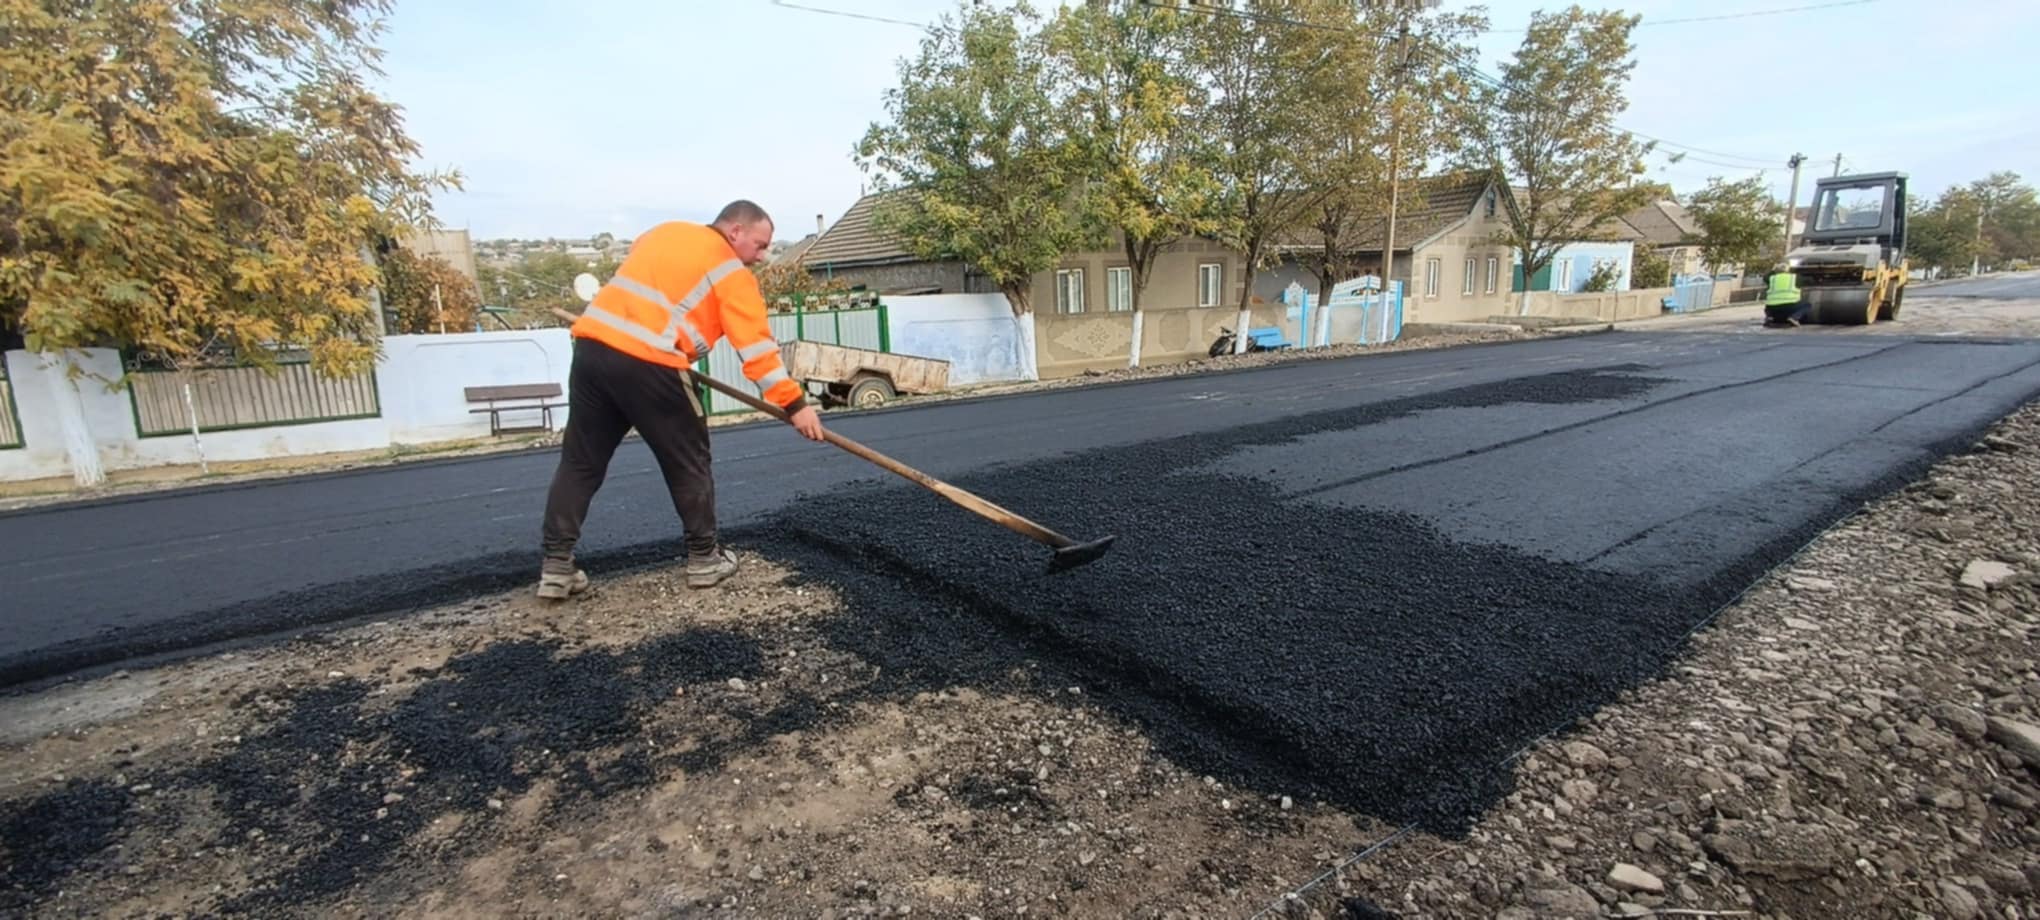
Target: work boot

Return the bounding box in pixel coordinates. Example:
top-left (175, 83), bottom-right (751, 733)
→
top-left (536, 555), bottom-right (589, 600)
top-left (686, 547), bottom-right (740, 589)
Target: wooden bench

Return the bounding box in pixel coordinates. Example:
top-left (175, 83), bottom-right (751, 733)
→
top-left (465, 383), bottom-right (566, 437)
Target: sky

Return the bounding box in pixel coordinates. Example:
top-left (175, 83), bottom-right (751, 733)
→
top-left (369, 0), bottom-right (2040, 242)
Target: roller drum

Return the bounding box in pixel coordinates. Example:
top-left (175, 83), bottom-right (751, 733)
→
top-left (1803, 287), bottom-right (1874, 325)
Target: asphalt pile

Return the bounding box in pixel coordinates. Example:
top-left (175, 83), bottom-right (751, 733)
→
top-left (758, 367), bottom-right (1718, 832)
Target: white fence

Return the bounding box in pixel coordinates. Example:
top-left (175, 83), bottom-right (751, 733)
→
top-left (0, 330), bottom-right (581, 484)
top-left (884, 293), bottom-right (1029, 386)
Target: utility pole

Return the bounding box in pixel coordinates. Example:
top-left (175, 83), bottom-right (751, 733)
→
top-left (434, 283), bottom-right (444, 335)
top-left (1781, 153), bottom-right (1806, 260)
top-left (1972, 207), bottom-right (1985, 277)
top-left (1832, 153), bottom-right (1843, 177)
top-left (1382, 16), bottom-right (1412, 312)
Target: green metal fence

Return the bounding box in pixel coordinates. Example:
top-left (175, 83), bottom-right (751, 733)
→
top-left (0, 369), bottom-right (22, 450)
top-left (127, 361), bottom-right (381, 437)
top-left (694, 301), bottom-right (890, 415)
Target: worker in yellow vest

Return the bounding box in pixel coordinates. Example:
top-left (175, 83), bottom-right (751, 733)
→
top-left (538, 200), bottom-right (824, 599)
top-left (1763, 264), bottom-right (1807, 327)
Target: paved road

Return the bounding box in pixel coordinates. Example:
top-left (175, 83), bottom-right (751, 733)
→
top-left (5, 329), bottom-right (2040, 688)
top-left (1922, 269), bottom-right (2040, 300)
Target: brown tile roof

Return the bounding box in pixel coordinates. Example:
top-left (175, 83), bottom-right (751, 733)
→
top-left (1621, 200), bottom-right (1701, 246)
top-left (1507, 186), bottom-right (1649, 242)
top-left (797, 191), bottom-right (923, 268)
top-left (1270, 170), bottom-right (1502, 253)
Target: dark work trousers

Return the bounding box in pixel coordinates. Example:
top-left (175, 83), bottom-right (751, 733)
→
top-left (541, 336), bottom-right (716, 565)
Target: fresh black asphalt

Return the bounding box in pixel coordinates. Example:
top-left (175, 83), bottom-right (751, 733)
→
top-left (4, 330), bottom-right (2038, 693)
top-left (6, 328), bottom-right (2040, 912)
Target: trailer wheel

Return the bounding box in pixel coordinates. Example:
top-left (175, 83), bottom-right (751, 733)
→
top-left (847, 374), bottom-right (895, 409)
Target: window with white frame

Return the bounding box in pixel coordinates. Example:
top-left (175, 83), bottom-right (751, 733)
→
top-left (1554, 259), bottom-right (1573, 292)
top-left (1425, 258), bottom-right (1441, 297)
top-left (1463, 258), bottom-right (1476, 295)
top-left (1197, 262), bottom-right (1223, 308)
top-left (1485, 257), bottom-right (1498, 294)
top-left (1056, 268), bottom-right (1085, 314)
top-left (1106, 266), bottom-right (1132, 312)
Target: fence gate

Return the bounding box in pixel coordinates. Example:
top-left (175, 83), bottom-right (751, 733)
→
top-left (693, 301), bottom-right (891, 415)
top-left (0, 362), bottom-right (21, 449)
top-left (1666, 275), bottom-right (1717, 313)
top-left (1282, 278), bottom-right (1406, 347)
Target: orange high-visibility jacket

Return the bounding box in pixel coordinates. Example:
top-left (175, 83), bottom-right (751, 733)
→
top-left (572, 221), bottom-right (806, 411)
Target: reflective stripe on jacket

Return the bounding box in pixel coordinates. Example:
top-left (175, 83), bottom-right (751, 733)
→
top-left (571, 221), bottom-right (806, 411)
top-left (1765, 271), bottom-right (1801, 306)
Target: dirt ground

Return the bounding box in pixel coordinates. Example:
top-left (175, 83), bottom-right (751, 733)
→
top-left (5, 293), bottom-right (2040, 919)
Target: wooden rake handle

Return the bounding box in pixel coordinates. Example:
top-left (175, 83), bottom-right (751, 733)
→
top-left (547, 306), bottom-right (1079, 551)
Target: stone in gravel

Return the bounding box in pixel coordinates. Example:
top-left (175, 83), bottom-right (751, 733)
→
top-left (1986, 717), bottom-right (2040, 767)
top-left (1962, 560), bottom-right (2017, 589)
top-left (1938, 880), bottom-right (1981, 920)
top-left (747, 865), bottom-right (765, 882)
top-left (1562, 741), bottom-right (1610, 770)
top-left (1984, 864), bottom-right (2031, 895)
top-left (1608, 864), bottom-right (1664, 895)
top-left (1521, 881), bottom-right (1600, 917)
top-left (1702, 821), bottom-right (1838, 881)
top-left (1632, 831), bottom-right (1658, 853)
top-left (1561, 779), bottom-right (1598, 806)
top-left (1921, 787), bottom-right (1966, 810)
top-left (1936, 704), bottom-right (1989, 742)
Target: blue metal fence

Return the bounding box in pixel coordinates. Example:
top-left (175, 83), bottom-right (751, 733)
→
top-left (1665, 275), bottom-right (1717, 313)
top-left (1281, 277), bottom-right (1406, 347)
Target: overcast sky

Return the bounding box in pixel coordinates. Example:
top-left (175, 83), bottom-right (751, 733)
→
top-left (371, 0), bottom-right (2040, 241)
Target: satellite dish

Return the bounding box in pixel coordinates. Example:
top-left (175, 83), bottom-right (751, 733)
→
top-left (572, 273), bottom-right (600, 303)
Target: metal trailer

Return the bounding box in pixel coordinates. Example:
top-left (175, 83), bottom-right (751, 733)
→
top-left (781, 339), bottom-right (951, 409)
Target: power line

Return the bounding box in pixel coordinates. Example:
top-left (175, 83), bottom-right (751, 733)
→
top-left (767, 0), bottom-right (930, 29)
top-left (1138, 0), bottom-right (1877, 34)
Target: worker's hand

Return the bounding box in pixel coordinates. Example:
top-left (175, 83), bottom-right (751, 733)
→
top-left (788, 405), bottom-right (825, 442)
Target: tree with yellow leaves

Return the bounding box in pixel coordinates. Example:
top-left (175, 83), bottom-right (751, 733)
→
top-left (0, 0), bottom-right (458, 377)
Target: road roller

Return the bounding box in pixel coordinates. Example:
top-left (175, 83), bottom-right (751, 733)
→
top-left (1787, 171), bottom-right (1910, 325)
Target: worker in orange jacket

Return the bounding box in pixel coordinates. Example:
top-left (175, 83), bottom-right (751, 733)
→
top-left (538, 200), bottom-right (824, 599)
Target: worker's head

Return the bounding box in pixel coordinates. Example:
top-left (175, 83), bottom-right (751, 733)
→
top-left (713, 200), bottom-right (776, 266)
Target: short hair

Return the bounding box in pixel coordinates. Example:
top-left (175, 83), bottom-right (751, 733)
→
top-left (714, 200), bottom-right (772, 229)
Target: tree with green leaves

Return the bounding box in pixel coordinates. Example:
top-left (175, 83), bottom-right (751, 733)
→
top-left (1291, 1), bottom-right (1486, 310)
top-left (1459, 5), bottom-right (1655, 313)
top-left (0, 0), bottom-right (456, 373)
top-left (478, 252), bottom-right (619, 329)
top-left (380, 250), bottom-right (481, 335)
top-left (856, 1), bottom-right (1089, 380)
top-left (1685, 174), bottom-right (1780, 275)
top-left (1630, 242), bottom-right (1671, 288)
top-left (1185, 0), bottom-right (1346, 351)
top-left (1046, 0), bottom-right (1218, 366)
top-left (2, 0), bottom-right (454, 484)
top-left (1961, 171), bottom-right (2040, 273)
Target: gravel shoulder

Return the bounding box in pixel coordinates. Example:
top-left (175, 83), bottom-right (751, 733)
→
top-left (4, 395), bottom-right (2040, 918)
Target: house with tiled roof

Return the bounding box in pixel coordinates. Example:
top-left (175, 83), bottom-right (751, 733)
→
top-left (1258, 169), bottom-right (1520, 323)
top-left (1621, 199), bottom-right (1720, 278)
top-left (797, 189), bottom-right (1251, 315)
